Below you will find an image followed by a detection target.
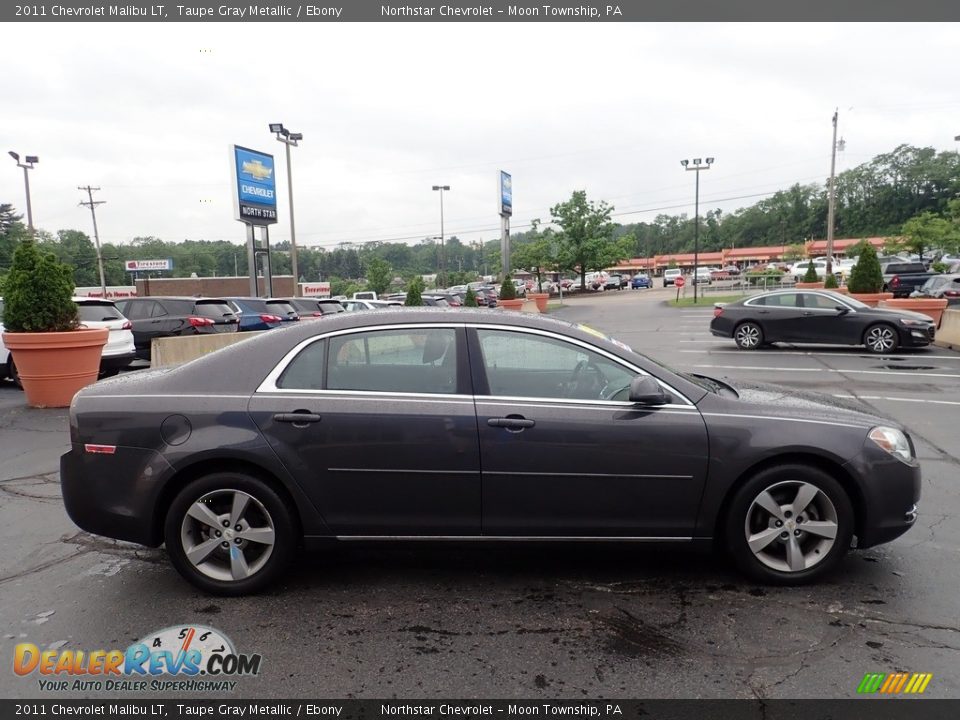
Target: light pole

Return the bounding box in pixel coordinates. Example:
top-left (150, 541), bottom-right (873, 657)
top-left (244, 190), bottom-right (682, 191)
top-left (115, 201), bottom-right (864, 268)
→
top-left (680, 157), bottom-right (714, 302)
top-left (8, 151), bottom-right (39, 234)
top-left (432, 185), bottom-right (450, 286)
top-left (270, 123), bottom-right (303, 295)
top-left (825, 110), bottom-right (845, 276)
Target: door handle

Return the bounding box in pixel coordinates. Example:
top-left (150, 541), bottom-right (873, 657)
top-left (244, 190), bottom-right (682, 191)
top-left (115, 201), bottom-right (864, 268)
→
top-left (801, 311), bottom-right (814, 316)
top-left (757, 310), bottom-right (769, 315)
top-left (488, 417), bottom-right (535, 430)
top-left (274, 411), bottom-right (322, 427)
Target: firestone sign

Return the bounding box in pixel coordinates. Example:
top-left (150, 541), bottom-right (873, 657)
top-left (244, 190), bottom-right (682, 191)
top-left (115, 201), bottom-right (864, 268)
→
top-left (231, 145), bottom-right (278, 226)
top-left (125, 259), bottom-right (172, 272)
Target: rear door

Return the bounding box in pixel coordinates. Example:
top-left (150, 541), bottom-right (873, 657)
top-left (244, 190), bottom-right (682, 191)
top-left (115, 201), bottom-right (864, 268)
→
top-left (249, 324), bottom-right (481, 535)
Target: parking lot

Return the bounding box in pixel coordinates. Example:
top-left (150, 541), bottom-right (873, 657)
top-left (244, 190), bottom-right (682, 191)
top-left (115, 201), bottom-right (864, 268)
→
top-left (2, 288), bottom-right (959, 699)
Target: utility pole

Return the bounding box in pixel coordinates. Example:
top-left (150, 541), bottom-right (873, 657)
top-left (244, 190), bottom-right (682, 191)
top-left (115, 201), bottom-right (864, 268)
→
top-left (79, 185), bottom-right (107, 297)
top-left (825, 109), bottom-right (845, 277)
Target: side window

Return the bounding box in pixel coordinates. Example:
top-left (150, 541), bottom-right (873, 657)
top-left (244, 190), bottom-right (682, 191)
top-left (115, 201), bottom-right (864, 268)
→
top-left (765, 293), bottom-right (798, 308)
top-left (327, 328), bottom-right (457, 394)
top-left (476, 329), bottom-right (635, 401)
top-left (277, 340), bottom-right (326, 390)
top-left (746, 297), bottom-right (766, 307)
top-left (123, 301), bottom-right (151, 320)
top-left (148, 301), bottom-right (169, 318)
top-left (803, 293), bottom-right (843, 310)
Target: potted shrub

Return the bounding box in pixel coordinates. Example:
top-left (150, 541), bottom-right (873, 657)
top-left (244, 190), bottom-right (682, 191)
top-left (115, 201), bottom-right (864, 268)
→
top-left (795, 261), bottom-right (824, 289)
top-left (498, 276), bottom-right (524, 311)
top-left (404, 276), bottom-right (424, 306)
top-left (463, 287), bottom-right (478, 307)
top-left (846, 243), bottom-right (893, 307)
top-left (1, 238), bottom-right (108, 407)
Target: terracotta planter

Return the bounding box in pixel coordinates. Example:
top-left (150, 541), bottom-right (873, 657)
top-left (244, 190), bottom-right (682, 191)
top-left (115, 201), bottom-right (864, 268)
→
top-left (2, 328), bottom-right (108, 408)
top-left (878, 298), bottom-right (949, 327)
top-left (795, 282), bottom-right (825, 289)
top-left (848, 292), bottom-right (894, 308)
top-left (498, 299), bottom-right (525, 312)
top-left (527, 293), bottom-right (550, 312)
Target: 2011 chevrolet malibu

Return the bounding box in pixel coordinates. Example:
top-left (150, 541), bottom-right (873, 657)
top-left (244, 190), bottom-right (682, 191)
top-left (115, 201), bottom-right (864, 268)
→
top-left (61, 309), bottom-right (920, 595)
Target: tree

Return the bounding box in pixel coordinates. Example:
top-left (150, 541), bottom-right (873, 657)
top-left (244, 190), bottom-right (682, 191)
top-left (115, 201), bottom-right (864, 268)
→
top-left (803, 262), bottom-right (819, 283)
top-left (464, 287), bottom-right (478, 307)
top-left (404, 276), bottom-right (424, 306)
top-left (365, 257), bottom-right (393, 295)
top-left (550, 191), bottom-right (617, 290)
top-left (898, 211), bottom-right (956, 259)
top-left (847, 242), bottom-right (883, 293)
top-left (2, 238), bottom-right (78, 332)
top-left (512, 219), bottom-right (560, 292)
top-left (824, 273), bottom-right (839, 289)
top-left (499, 275), bottom-right (517, 300)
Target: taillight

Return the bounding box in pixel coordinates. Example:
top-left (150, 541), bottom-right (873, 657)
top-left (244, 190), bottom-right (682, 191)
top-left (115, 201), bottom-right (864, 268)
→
top-left (259, 314), bottom-right (282, 323)
top-left (945, 290), bottom-right (960, 297)
top-left (713, 305), bottom-right (724, 318)
top-left (84, 444), bottom-right (116, 455)
top-left (312, 312), bottom-right (324, 316)
top-left (188, 316), bottom-right (214, 327)
top-left (891, 276), bottom-right (900, 288)
top-left (121, 321), bottom-right (132, 330)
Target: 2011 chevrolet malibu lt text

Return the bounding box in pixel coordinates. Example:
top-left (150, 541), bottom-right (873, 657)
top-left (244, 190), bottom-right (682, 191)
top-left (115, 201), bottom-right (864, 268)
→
top-left (60, 309), bottom-right (920, 595)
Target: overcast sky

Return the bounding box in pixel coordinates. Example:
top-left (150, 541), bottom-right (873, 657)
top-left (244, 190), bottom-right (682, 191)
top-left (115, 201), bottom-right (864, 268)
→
top-left (3, 22), bottom-right (959, 253)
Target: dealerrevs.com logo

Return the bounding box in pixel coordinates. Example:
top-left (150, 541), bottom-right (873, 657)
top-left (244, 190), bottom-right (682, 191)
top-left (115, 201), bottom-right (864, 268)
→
top-left (857, 672), bottom-right (933, 695)
top-left (14, 625), bottom-right (261, 693)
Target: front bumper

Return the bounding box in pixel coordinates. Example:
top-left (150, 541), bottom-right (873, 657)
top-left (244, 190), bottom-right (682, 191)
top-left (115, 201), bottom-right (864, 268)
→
top-left (899, 324), bottom-right (935, 348)
top-left (100, 351), bottom-right (136, 372)
top-left (843, 443), bottom-right (921, 548)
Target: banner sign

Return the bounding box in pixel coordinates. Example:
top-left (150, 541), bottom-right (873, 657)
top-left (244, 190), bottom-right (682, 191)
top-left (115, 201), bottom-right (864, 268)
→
top-left (300, 282), bottom-right (332, 297)
top-left (499, 170), bottom-right (512, 217)
top-left (231, 145), bottom-right (278, 226)
top-left (125, 259), bottom-right (172, 271)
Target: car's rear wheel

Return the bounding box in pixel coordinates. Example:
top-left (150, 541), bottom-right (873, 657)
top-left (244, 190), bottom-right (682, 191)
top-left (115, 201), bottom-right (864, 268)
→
top-left (734, 322), bottom-right (764, 350)
top-left (864, 324), bottom-right (899, 354)
top-left (726, 464), bottom-right (853, 585)
top-left (164, 472), bottom-right (296, 595)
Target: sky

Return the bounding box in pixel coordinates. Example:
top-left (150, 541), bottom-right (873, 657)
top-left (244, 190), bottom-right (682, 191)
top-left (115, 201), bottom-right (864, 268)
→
top-left (3, 22), bottom-right (960, 254)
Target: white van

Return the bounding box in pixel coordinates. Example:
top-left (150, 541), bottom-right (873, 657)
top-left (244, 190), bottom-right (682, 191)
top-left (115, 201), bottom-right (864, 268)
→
top-left (352, 291), bottom-right (378, 301)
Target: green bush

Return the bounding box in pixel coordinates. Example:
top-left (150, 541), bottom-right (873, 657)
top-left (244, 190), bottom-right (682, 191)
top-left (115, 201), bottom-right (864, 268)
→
top-left (464, 287), bottom-right (478, 307)
top-left (823, 273), bottom-right (839, 289)
top-left (744, 269), bottom-right (784, 286)
top-left (2, 238), bottom-right (78, 332)
top-left (404, 276), bottom-right (424, 306)
top-left (847, 243), bottom-right (883, 293)
top-left (499, 275), bottom-right (517, 300)
top-left (802, 262), bottom-right (819, 283)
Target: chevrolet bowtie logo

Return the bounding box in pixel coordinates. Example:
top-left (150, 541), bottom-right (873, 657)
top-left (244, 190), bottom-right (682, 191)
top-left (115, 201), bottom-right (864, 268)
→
top-left (242, 160), bottom-right (273, 181)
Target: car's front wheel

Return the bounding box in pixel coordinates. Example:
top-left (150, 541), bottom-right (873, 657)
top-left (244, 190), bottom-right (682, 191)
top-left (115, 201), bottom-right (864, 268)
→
top-left (164, 472), bottom-right (296, 595)
top-left (864, 324), bottom-right (899, 354)
top-left (734, 322), bottom-right (764, 350)
top-left (726, 464), bottom-right (853, 585)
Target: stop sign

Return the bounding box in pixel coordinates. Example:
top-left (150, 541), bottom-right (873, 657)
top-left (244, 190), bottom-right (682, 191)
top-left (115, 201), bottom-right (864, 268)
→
top-left (674, 276), bottom-right (686, 288)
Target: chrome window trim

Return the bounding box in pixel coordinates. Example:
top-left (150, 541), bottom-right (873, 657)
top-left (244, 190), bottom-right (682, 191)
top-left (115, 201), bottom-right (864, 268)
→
top-left (699, 411), bottom-right (871, 430)
top-left (256, 321), bottom-right (695, 407)
top-left (476, 397), bottom-right (699, 412)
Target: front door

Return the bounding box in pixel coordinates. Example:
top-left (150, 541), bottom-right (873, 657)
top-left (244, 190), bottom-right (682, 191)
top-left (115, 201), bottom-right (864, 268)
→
top-left (249, 326), bottom-right (481, 536)
top-left (468, 328), bottom-right (709, 538)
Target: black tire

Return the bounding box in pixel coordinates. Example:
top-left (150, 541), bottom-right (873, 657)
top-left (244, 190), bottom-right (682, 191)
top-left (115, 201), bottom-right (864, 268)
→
top-left (733, 321), bottom-right (764, 350)
top-left (99, 368), bottom-right (120, 379)
top-left (9, 358), bottom-right (22, 389)
top-left (863, 324), bottom-right (899, 354)
top-left (725, 464), bottom-right (854, 585)
top-left (164, 472), bottom-right (296, 596)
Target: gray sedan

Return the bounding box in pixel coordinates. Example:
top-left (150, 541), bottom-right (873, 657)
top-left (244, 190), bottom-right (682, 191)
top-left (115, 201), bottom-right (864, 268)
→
top-left (61, 309), bottom-right (920, 595)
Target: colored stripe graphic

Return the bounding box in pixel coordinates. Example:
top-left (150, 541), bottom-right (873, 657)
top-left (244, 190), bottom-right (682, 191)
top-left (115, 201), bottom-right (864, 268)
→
top-left (858, 672), bottom-right (932, 694)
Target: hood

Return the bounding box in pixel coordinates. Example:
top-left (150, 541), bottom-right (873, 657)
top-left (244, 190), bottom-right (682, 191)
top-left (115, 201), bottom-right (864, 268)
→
top-left (868, 306), bottom-right (934, 323)
top-left (718, 379), bottom-right (896, 429)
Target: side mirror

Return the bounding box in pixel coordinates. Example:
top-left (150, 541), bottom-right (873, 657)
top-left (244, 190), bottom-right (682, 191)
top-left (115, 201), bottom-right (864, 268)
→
top-left (834, 305), bottom-right (850, 315)
top-left (628, 375), bottom-right (669, 405)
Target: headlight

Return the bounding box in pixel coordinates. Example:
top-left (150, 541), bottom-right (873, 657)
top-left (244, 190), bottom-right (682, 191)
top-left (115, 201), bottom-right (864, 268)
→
top-left (899, 318), bottom-right (930, 327)
top-left (868, 426), bottom-right (913, 463)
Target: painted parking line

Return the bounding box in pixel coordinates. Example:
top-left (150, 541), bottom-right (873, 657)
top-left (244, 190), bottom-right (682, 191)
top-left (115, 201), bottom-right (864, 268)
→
top-left (680, 349), bottom-right (960, 360)
top-left (692, 364), bottom-right (960, 379)
top-left (833, 394), bottom-right (960, 407)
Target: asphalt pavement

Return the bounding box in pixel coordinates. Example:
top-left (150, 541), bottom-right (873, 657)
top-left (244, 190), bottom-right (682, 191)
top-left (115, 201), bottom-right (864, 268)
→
top-left (1, 288), bottom-right (958, 700)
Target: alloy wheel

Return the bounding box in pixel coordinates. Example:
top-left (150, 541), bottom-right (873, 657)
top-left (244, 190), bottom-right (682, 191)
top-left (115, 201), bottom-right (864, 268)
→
top-left (865, 326), bottom-right (896, 353)
top-left (735, 323), bottom-right (762, 349)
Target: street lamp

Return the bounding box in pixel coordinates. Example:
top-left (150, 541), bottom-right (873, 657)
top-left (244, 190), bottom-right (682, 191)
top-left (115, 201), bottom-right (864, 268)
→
top-left (680, 156), bottom-right (714, 302)
top-left (270, 123), bottom-right (303, 295)
top-left (432, 185), bottom-right (450, 285)
top-left (825, 110), bottom-right (846, 276)
top-left (9, 151), bottom-right (39, 234)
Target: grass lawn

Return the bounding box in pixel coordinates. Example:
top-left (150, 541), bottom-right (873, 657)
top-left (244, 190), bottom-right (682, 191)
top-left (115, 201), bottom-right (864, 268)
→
top-left (668, 294), bottom-right (745, 307)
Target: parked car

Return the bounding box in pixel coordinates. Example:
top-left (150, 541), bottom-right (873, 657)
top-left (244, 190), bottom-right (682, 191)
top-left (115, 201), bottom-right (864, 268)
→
top-left (62, 308), bottom-right (921, 594)
top-left (223, 297), bottom-right (300, 332)
top-left (663, 268), bottom-right (683, 287)
top-left (693, 267), bottom-right (713, 285)
top-left (710, 289), bottom-right (935, 353)
top-left (910, 273), bottom-right (960, 300)
top-left (1, 296), bottom-right (136, 384)
top-left (631, 274), bottom-right (652, 289)
top-left (342, 299), bottom-right (403, 311)
top-left (465, 282), bottom-right (490, 307)
top-left (603, 274), bottom-right (625, 291)
top-left (880, 262), bottom-right (938, 298)
top-left (283, 298), bottom-right (345, 317)
top-left (112, 297), bottom-right (239, 361)
top-left (512, 279), bottom-right (528, 297)
top-left (789, 260), bottom-right (828, 281)
top-left (426, 291), bottom-right (462, 307)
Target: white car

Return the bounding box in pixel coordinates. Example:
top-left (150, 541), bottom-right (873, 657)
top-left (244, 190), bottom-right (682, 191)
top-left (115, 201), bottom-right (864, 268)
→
top-left (789, 260), bottom-right (828, 280)
top-left (663, 268), bottom-right (683, 287)
top-left (0, 297), bottom-right (136, 385)
top-left (342, 299), bottom-right (403, 311)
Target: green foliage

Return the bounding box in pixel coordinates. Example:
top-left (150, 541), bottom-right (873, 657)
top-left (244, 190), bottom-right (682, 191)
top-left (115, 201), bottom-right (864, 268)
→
top-left (932, 261), bottom-right (948, 274)
top-left (550, 191), bottom-right (618, 290)
top-left (823, 273), bottom-right (839, 289)
top-left (803, 262), bottom-right (819, 282)
top-left (464, 287), bottom-right (478, 307)
top-left (512, 220), bottom-right (561, 292)
top-left (404, 276), bottom-right (424, 306)
top-left (847, 242), bottom-right (883, 293)
top-left (744, 269), bottom-right (784, 286)
top-left (899, 211), bottom-right (956, 258)
top-left (2, 238), bottom-right (79, 332)
top-left (782, 243), bottom-right (806, 261)
top-left (365, 257), bottom-right (393, 295)
top-left (499, 275), bottom-right (517, 300)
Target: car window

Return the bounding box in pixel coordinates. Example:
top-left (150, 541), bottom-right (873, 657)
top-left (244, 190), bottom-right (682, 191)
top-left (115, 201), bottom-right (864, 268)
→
top-left (277, 340), bottom-right (326, 390)
top-left (802, 294), bottom-right (845, 310)
top-left (476, 329), bottom-right (635, 401)
top-left (762, 293), bottom-right (799, 308)
top-left (327, 328), bottom-right (457, 394)
top-left (193, 301), bottom-right (235, 320)
top-left (122, 300), bottom-right (153, 320)
top-left (77, 303), bottom-right (124, 322)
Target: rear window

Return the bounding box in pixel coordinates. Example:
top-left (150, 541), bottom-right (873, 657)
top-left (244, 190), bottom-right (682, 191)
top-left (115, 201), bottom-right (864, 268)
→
top-left (266, 301), bottom-right (297, 316)
top-left (77, 303), bottom-right (124, 322)
top-left (193, 301), bottom-right (237, 319)
top-left (318, 303), bottom-right (344, 314)
top-left (884, 263), bottom-right (925, 274)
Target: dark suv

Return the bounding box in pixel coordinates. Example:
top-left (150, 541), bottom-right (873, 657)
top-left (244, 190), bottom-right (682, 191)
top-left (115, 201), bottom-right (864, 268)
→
top-left (114, 297), bottom-right (239, 360)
